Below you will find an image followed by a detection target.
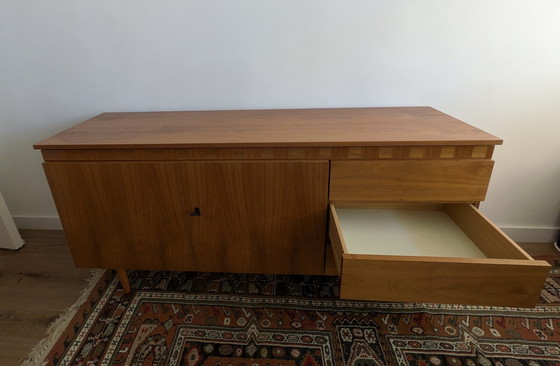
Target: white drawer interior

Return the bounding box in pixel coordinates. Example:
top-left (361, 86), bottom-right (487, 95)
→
top-left (335, 208), bottom-right (487, 258)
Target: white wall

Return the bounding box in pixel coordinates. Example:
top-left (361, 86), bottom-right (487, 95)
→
top-left (1, 0), bottom-right (559, 240)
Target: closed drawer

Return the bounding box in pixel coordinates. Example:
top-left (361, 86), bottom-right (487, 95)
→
top-left (328, 203), bottom-right (550, 307)
top-left (330, 160), bottom-right (494, 202)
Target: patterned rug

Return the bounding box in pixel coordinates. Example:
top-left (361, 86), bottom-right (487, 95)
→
top-left (41, 266), bottom-right (560, 366)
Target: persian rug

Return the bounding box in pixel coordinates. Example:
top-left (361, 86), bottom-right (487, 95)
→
top-left (34, 265), bottom-right (560, 366)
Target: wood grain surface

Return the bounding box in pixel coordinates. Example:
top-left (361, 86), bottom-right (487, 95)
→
top-left (339, 255), bottom-right (550, 307)
top-left (40, 145), bottom-right (495, 162)
top-left (34, 107), bottom-right (502, 149)
top-left (445, 204), bottom-right (533, 260)
top-left (328, 204), bottom-right (348, 274)
top-left (330, 160), bottom-right (494, 202)
top-left (328, 204), bottom-right (551, 307)
top-left (43, 161), bottom-right (329, 275)
top-left (0, 230), bottom-right (90, 365)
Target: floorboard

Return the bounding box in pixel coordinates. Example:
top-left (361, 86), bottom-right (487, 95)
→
top-left (0, 230), bottom-right (90, 366)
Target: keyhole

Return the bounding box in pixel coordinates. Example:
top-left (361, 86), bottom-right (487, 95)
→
top-left (190, 207), bottom-right (201, 216)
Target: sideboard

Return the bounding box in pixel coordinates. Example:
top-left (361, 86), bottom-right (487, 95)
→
top-left (34, 107), bottom-right (550, 307)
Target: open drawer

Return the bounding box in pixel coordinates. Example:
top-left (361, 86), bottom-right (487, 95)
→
top-left (328, 203), bottom-right (550, 307)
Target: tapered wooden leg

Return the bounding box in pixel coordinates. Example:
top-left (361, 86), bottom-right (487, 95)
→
top-left (116, 269), bottom-right (131, 293)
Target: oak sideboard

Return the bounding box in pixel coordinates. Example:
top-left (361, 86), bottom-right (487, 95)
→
top-left (34, 107), bottom-right (550, 307)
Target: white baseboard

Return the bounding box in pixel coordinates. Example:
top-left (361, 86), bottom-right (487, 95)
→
top-left (13, 216), bottom-right (63, 230)
top-left (499, 226), bottom-right (560, 243)
top-left (10, 216), bottom-right (560, 243)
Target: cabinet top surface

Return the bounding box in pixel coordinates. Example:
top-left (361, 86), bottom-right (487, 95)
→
top-left (34, 107), bottom-right (502, 149)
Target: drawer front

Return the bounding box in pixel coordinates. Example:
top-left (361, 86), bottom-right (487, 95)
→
top-left (329, 204), bottom-right (550, 307)
top-left (330, 160), bottom-right (494, 202)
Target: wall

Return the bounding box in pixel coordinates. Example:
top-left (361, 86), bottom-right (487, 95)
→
top-left (1, 0), bottom-right (559, 240)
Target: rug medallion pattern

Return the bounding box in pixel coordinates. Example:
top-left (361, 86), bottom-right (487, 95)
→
top-left (46, 269), bottom-right (560, 365)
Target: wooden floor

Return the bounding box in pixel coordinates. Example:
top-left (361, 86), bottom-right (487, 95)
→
top-left (0, 230), bottom-right (558, 365)
top-left (0, 230), bottom-right (90, 366)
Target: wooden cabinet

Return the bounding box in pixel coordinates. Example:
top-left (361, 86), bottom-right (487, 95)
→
top-left (34, 107), bottom-right (550, 307)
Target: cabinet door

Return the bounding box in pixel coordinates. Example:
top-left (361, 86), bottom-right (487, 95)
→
top-left (43, 161), bottom-right (329, 274)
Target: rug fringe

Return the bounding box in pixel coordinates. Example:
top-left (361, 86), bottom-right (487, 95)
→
top-left (19, 269), bottom-right (106, 366)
